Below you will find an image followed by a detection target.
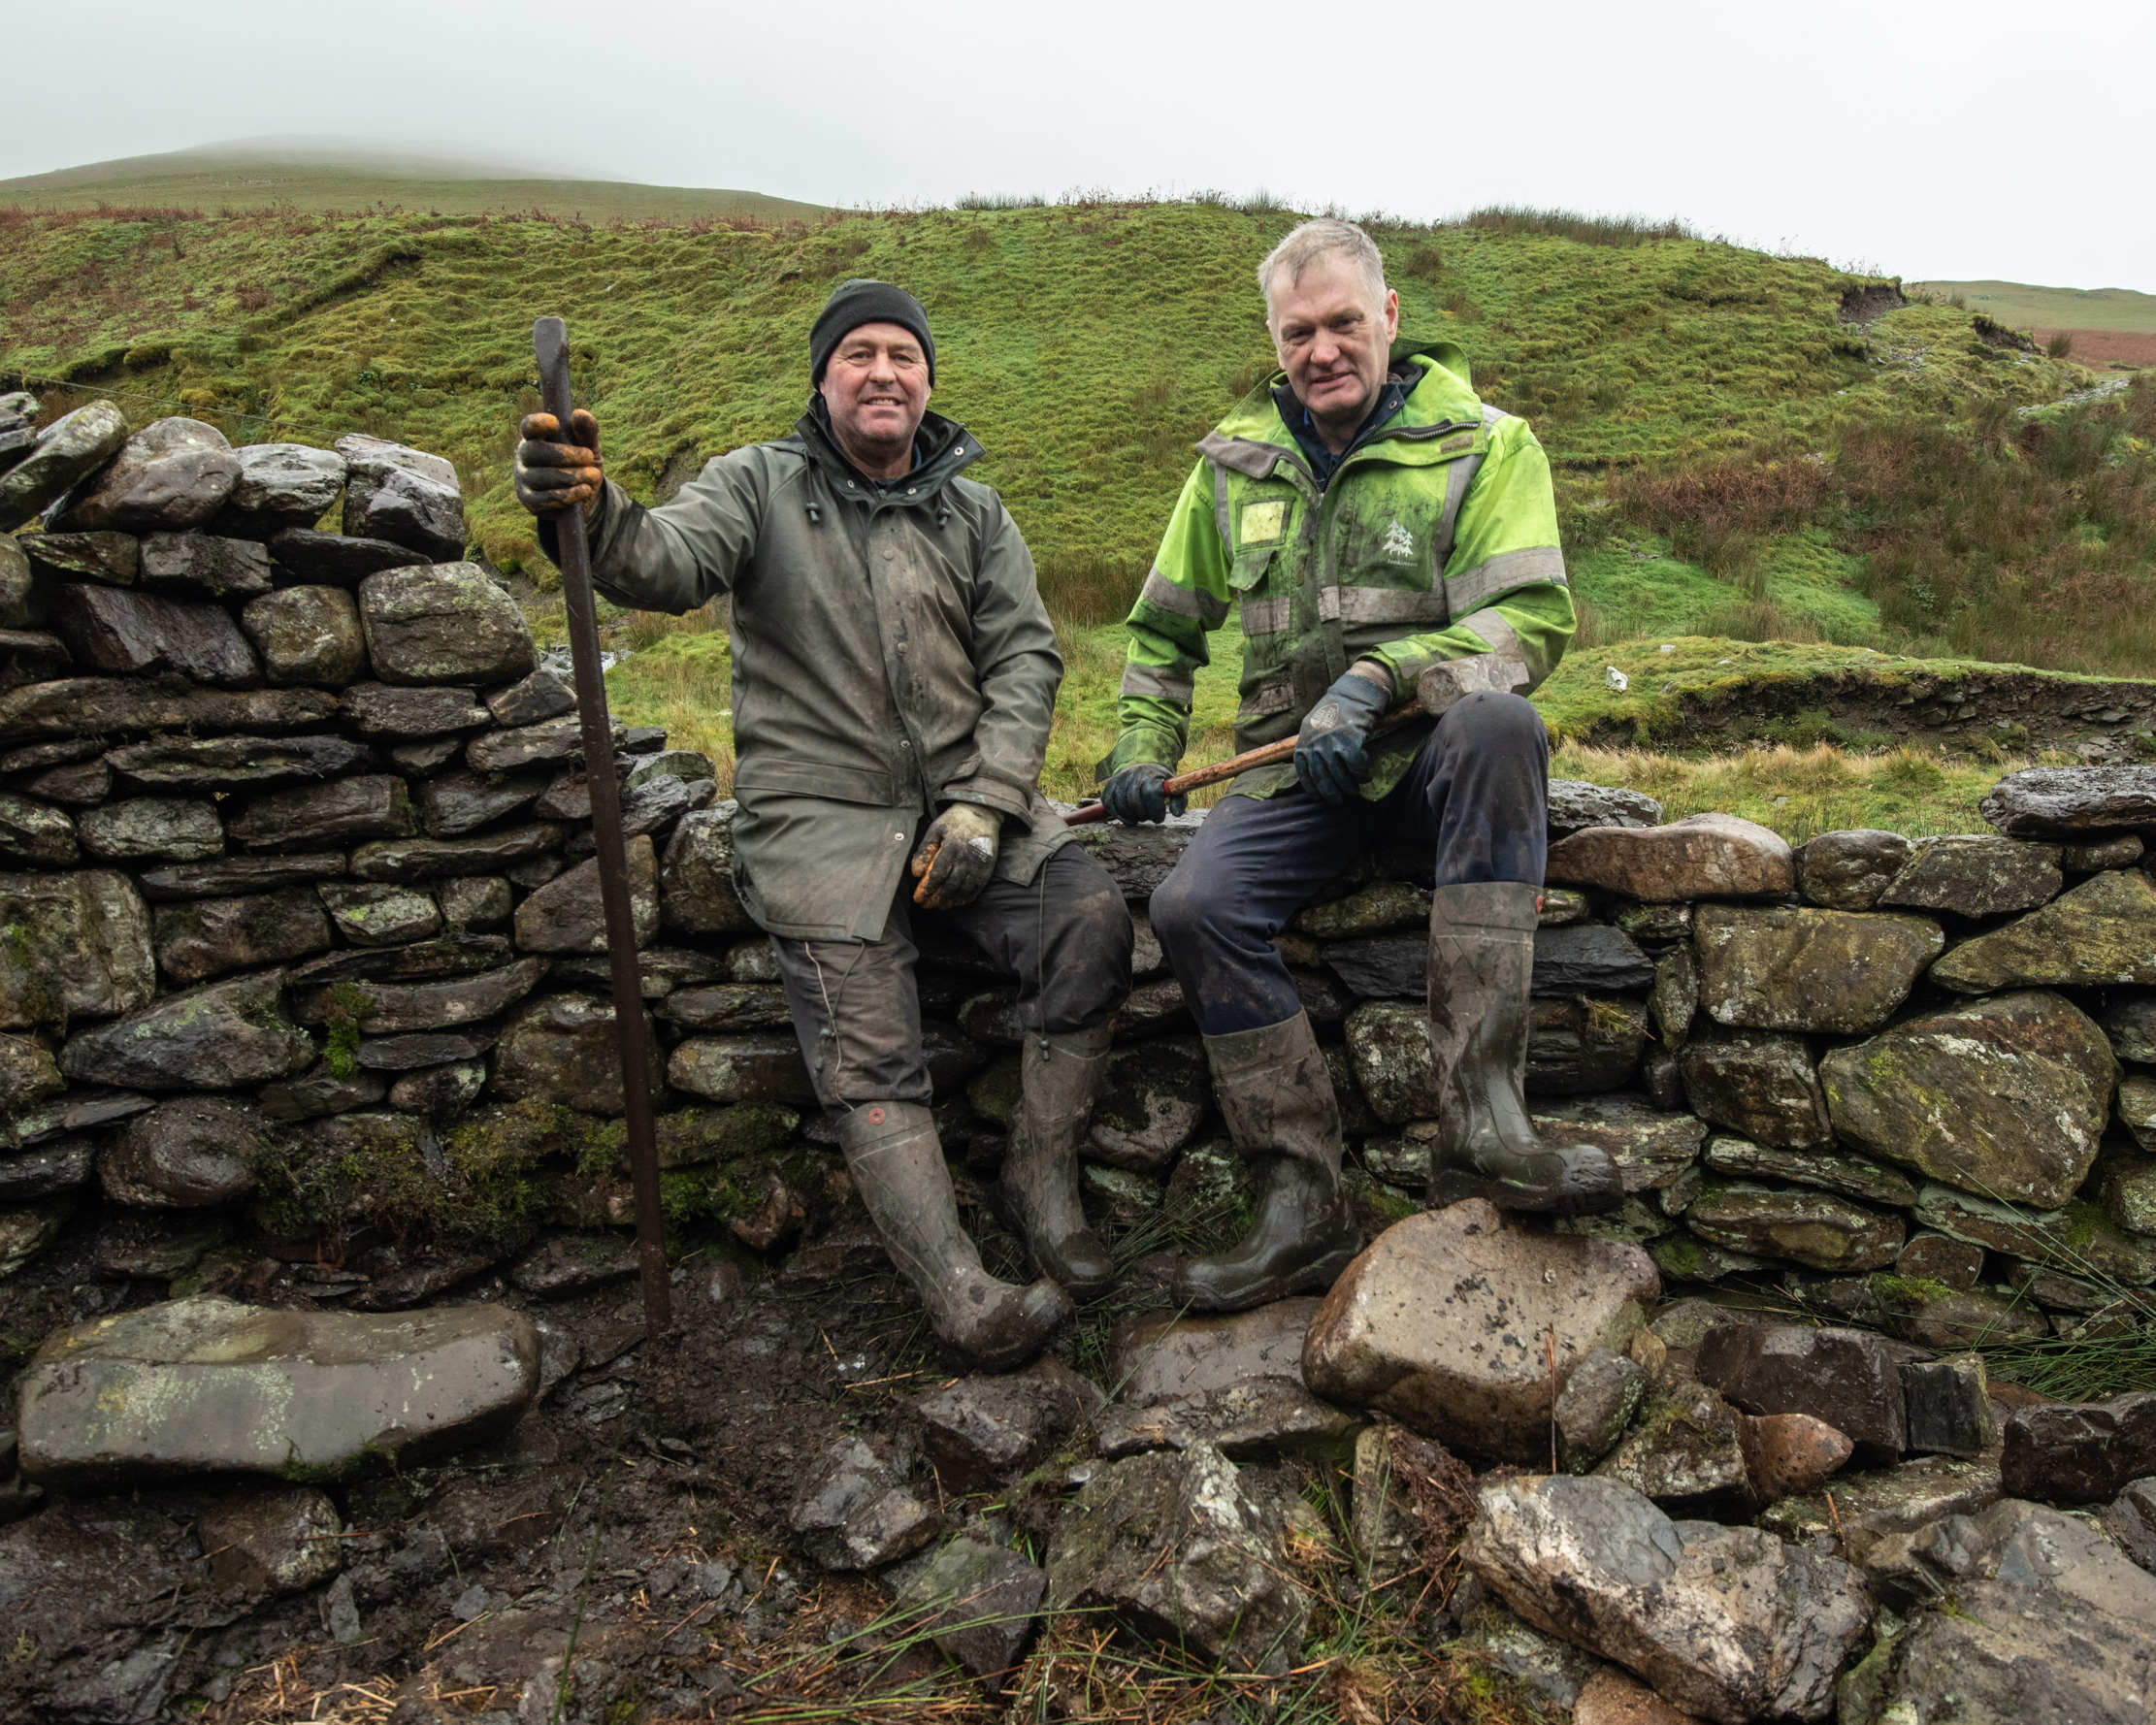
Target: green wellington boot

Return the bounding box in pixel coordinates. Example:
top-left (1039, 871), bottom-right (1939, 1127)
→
top-left (1425, 881), bottom-right (1624, 1215)
top-left (1173, 1010), bottom-right (1360, 1312)
top-left (838, 1101), bottom-right (1071, 1371)
top-left (1002, 1025), bottom-right (1117, 1298)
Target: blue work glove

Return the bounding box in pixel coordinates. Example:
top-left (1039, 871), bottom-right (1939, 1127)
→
top-left (1294, 667), bottom-right (1393, 804)
top-left (1101, 762), bottom-right (1188, 825)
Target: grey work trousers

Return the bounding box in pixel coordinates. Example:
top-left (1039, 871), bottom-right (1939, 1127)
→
top-left (770, 841), bottom-right (1134, 1113)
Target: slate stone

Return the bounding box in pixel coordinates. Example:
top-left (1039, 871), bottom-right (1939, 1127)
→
top-left (1650, 943), bottom-right (1698, 1052)
top-left (59, 970), bottom-right (314, 1090)
top-left (618, 768), bottom-right (715, 836)
top-left (8, 1088), bottom-right (154, 1148)
top-left (1981, 763), bottom-right (2156, 837)
top-left (1902, 1354), bottom-right (1995, 1458)
top-left (347, 822), bottom-right (564, 883)
top-left (1462, 1474), bottom-right (1871, 1723)
top-left (1680, 1179), bottom-right (1905, 1273)
top-left (0, 675), bottom-right (338, 742)
top-left (138, 531), bottom-right (274, 600)
top-left (266, 526), bottom-right (428, 586)
top-left (0, 868), bottom-right (155, 1029)
top-left (356, 1029), bottom-right (498, 1070)
top-left (0, 401), bottom-right (129, 532)
top-left (106, 732), bottom-right (373, 792)
top-left (2064, 833), bottom-right (2144, 872)
top-left (99, 1096), bottom-right (267, 1209)
top-left (1912, 1183), bottom-right (2156, 1285)
top-left (894, 1536), bottom-right (1047, 1694)
top-left (256, 1062), bottom-right (388, 1121)
top-left (667, 1032), bottom-right (818, 1108)
top-left (50, 416), bottom-right (238, 534)
top-left (386, 1058), bottom-right (486, 1117)
top-left (467, 712), bottom-right (612, 772)
top-left (654, 983), bottom-right (792, 1031)
top-left (20, 529), bottom-right (140, 587)
top-left (1877, 1281), bottom-right (2049, 1350)
top-left (290, 931), bottom-right (513, 984)
top-left (1554, 1347), bottom-right (1650, 1471)
top-left (1821, 990), bottom-right (2115, 1207)
top-left (915, 1363), bottom-right (1098, 1490)
top-left (238, 584), bottom-right (366, 686)
top-left (290, 957), bottom-right (547, 1035)
top-left (2102, 1477), bottom-right (2156, 1573)
top-left (509, 1231), bottom-right (637, 1297)
top-left (415, 767), bottom-right (544, 839)
top-left (660, 803), bottom-right (755, 934)
top-left (439, 875), bottom-right (512, 931)
top-left (1931, 867), bottom-right (2156, 992)
top-left (1538, 887), bottom-right (1591, 926)
top-left (228, 773), bottom-right (416, 853)
top-left (0, 1138), bottom-right (94, 1202)
top-left (1650, 1233), bottom-right (1763, 1283)
top-left (1344, 995), bottom-right (1649, 1121)
top-left (1046, 1442), bottom-right (1304, 1672)
top-left (340, 680), bottom-right (490, 738)
top-left (788, 1436), bottom-right (940, 1572)
top-left (1677, 1024), bottom-right (1832, 1149)
top-left (2003, 1394), bottom-right (2156, 1504)
top-left (1547, 812), bottom-right (1794, 902)
top-left (1695, 1321), bottom-right (1911, 1450)
top-left (337, 433), bottom-right (465, 559)
top-left (216, 443), bottom-right (347, 535)
top-left (16, 1294), bottom-right (539, 1485)
top-left (311, 884), bottom-right (436, 950)
top-left (1547, 779), bottom-right (1662, 838)
top-left (1523, 1094), bottom-right (1706, 1193)
top-left (87, 1210), bottom-right (232, 1280)
top-left (1895, 1230), bottom-right (1985, 1289)
top-left (1878, 833), bottom-right (2064, 917)
top-left (1796, 828), bottom-right (1913, 910)
top-left (134, 850), bottom-right (342, 899)
top-left (21, 757), bottom-right (109, 805)
top-left (2122, 1071), bottom-right (2156, 1149)
top-left (1593, 1378), bottom-right (1750, 1505)
top-left (1294, 879), bottom-right (1430, 939)
top-left (359, 563), bottom-right (533, 685)
top-left (0, 790), bottom-right (76, 865)
top-left (49, 584), bottom-right (261, 687)
top-left (1693, 903), bottom-right (1943, 1034)
top-left (492, 993), bottom-right (665, 1114)
top-left (152, 887), bottom-right (333, 985)
top-left (0, 1197), bottom-right (73, 1276)
top-left (0, 628), bottom-right (70, 695)
top-left (1702, 1134), bottom-right (1918, 1207)
top-left (512, 835), bottom-right (660, 953)
top-left (484, 667), bottom-right (576, 727)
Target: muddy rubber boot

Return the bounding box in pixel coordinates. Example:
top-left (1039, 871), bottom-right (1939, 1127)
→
top-left (1002, 1025), bottom-right (1117, 1298)
top-left (1172, 1011), bottom-right (1360, 1313)
top-left (1425, 882), bottom-right (1624, 1215)
top-left (838, 1101), bottom-right (1072, 1372)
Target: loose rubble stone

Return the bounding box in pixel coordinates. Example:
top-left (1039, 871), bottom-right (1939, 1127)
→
top-left (239, 584), bottom-right (366, 686)
top-left (60, 970), bottom-right (314, 1089)
top-left (1595, 1379), bottom-right (1750, 1504)
top-left (340, 681), bottom-right (491, 739)
top-left (1896, 1230), bottom-right (1985, 1288)
top-left (99, 1096), bottom-right (266, 1209)
top-left (513, 835), bottom-right (660, 953)
top-left (2122, 1071), bottom-right (2156, 1148)
top-left (0, 674), bottom-right (338, 742)
top-left (1912, 1182), bottom-right (2156, 1284)
top-left (1101, 1298), bottom-right (1357, 1460)
top-left (656, 804), bottom-right (756, 935)
top-left (1763, 1453), bottom-right (2004, 1562)
top-left (1555, 1347), bottom-right (1650, 1471)
top-left (386, 1058), bottom-right (486, 1116)
top-left (215, 442), bottom-right (348, 535)
top-left (338, 433), bottom-right (465, 559)
top-left (0, 401), bottom-right (129, 532)
top-left (485, 667), bottom-right (576, 726)
top-left (667, 1034), bottom-right (817, 1107)
top-left (466, 712), bottom-right (606, 771)
top-left (1876, 832), bottom-right (2064, 917)
top-left (1677, 1023), bottom-right (1832, 1148)
top-left (1547, 812), bottom-right (1794, 902)
top-left (1463, 1473), bottom-right (1871, 1723)
top-left (894, 1536), bottom-right (1046, 1694)
top-left (152, 887), bottom-right (332, 984)
top-left (916, 1362), bottom-right (1100, 1489)
top-left (348, 822), bottom-right (563, 883)
top-left (1046, 1442), bottom-right (1305, 1672)
top-left (358, 563), bottom-right (534, 685)
top-left (1538, 886), bottom-right (1591, 925)
top-left (2002, 1393), bottom-right (2156, 1503)
top-left (135, 850), bottom-right (342, 898)
top-left (0, 1138), bottom-right (93, 1202)
top-left (50, 583), bottom-right (261, 686)
top-left (1702, 1134), bottom-right (1918, 1207)
top-left (2102, 1477), bottom-right (2156, 1572)
top-left (1682, 1179), bottom-right (1905, 1272)
top-left (0, 1197), bottom-right (72, 1275)
top-left (1795, 828), bottom-right (1912, 910)
top-left (19, 529), bottom-right (139, 587)
top-left (1902, 1353), bottom-right (1995, 1457)
top-left (1547, 779), bottom-right (1662, 837)
top-left (51, 416), bottom-right (238, 533)
top-left (1692, 903), bottom-right (1942, 1034)
top-left (16, 1294), bottom-right (539, 1485)
top-left (492, 993), bottom-right (665, 1114)
top-left (0, 790), bottom-right (76, 865)
top-left (257, 1063), bottom-right (387, 1121)
top-left (1737, 1413), bottom-right (1853, 1501)
top-left (1649, 1233), bottom-right (1763, 1282)
top-left (317, 881), bottom-right (441, 947)
top-left (788, 1436), bottom-right (940, 1571)
top-left (197, 1485), bottom-right (344, 1597)
top-left (107, 732), bottom-right (373, 792)
top-left (1930, 867), bottom-right (2156, 991)
top-left (1303, 1201), bottom-right (1656, 1463)
top-left (0, 868), bottom-right (155, 1028)
top-left (1821, 990), bottom-right (2116, 1207)
top-left (138, 530), bottom-right (275, 600)
top-left (1695, 1322), bottom-right (1911, 1450)
top-left (228, 773), bottom-right (414, 851)
top-left (1650, 945), bottom-right (1698, 1052)
top-left (1981, 763), bottom-right (2156, 837)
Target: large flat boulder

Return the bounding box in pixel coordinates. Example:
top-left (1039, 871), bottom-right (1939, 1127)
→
top-left (1692, 904), bottom-right (1942, 1034)
top-left (0, 674), bottom-right (336, 742)
top-left (1546, 813), bottom-right (1793, 902)
top-left (0, 868), bottom-right (155, 1030)
top-left (59, 970), bottom-right (314, 1089)
top-left (49, 583), bottom-right (261, 687)
top-left (1981, 764), bottom-right (2156, 837)
top-left (1302, 1200), bottom-right (1657, 1464)
top-left (1820, 990), bottom-right (2116, 1208)
top-left (1930, 868), bottom-right (2156, 992)
top-left (16, 1294), bottom-right (539, 1485)
top-left (1876, 833), bottom-right (2063, 917)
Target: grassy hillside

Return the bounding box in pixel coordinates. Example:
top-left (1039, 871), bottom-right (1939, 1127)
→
top-left (1912, 279), bottom-right (2156, 335)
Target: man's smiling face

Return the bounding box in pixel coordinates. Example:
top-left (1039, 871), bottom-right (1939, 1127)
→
top-left (820, 322), bottom-right (931, 477)
top-left (1268, 254), bottom-right (1400, 449)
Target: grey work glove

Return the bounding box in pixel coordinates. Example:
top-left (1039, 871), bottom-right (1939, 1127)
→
top-left (1101, 762), bottom-right (1187, 826)
top-left (515, 408), bottom-right (604, 516)
top-left (1294, 663), bottom-right (1394, 804)
top-left (911, 802), bottom-right (1003, 908)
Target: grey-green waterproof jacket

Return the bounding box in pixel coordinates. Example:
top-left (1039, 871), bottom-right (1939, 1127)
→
top-left (567, 405), bottom-right (1073, 940)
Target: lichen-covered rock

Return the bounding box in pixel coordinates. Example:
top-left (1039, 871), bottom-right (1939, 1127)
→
top-left (0, 868), bottom-right (155, 1029)
top-left (1911, 1182), bottom-right (2156, 1284)
top-left (49, 583), bottom-right (262, 687)
top-left (893, 1536), bottom-right (1046, 1695)
top-left (1649, 1233), bottom-right (1763, 1283)
top-left (1981, 764), bottom-right (2156, 837)
top-left (1896, 1229), bottom-right (1986, 1288)
top-left (1650, 943), bottom-right (1698, 1050)
top-left (15, 1294), bottom-right (539, 1485)
top-left (1876, 833), bottom-right (2063, 917)
top-left (348, 822), bottom-right (564, 883)
top-left (99, 1096), bottom-right (267, 1209)
top-left (228, 773), bottom-right (415, 851)
top-left (1682, 1179), bottom-right (1904, 1272)
top-left (1930, 868), bottom-right (2156, 992)
top-left (1462, 1474), bottom-right (1871, 1723)
top-left (136, 851), bottom-right (343, 899)
top-left (291, 957), bottom-right (547, 1036)
top-left (0, 1030), bottom-right (65, 1120)
top-left (138, 530), bottom-right (275, 600)
top-left (1548, 779), bottom-right (1662, 837)
top-left (439, 875), bottom-right (512, 932)
top-left (513, 835), bottom-right (659, 953)
top-left (0, 675), bottom-right (337, 742)
top-left (491, 993), bottom-right (665, 1114)
top-left (50, 416), bottom-right (239, 534)
top-left (1593, 1378), bottom-right (1749, 1504)
top-left (106, 732), bottom-right (374, 792)
top-left (0, 537), bottom-right (33, 629)
top-left (317, 882), bottom-right (441, 948)
top-left (214, 442), bottom-right (345, 532)
top-left (1821, 990), bottom-right (2116, 1208)
top-left (0, 1140), bottom-right (90, 1202)
top-left (1555, 1347), bottom-right (1650, 1471)
top-left (1547, 813), bottom-right (1793, 902)
top-left (1795, 828), bottom-right (1913, 910)
top-left (341, 681), bottom-right (491, 738)
top-left (0, 790), bottom-right (77, 865)
top-left (1692, 904), bottom-right (1943, 1034)
top-left (59, 969), bottom-right (314, 1089)
top-left (485, 667), bottom-right (575, 727)
top-left (666, 1031), bottom-right (817, 1107)
top-left (0, 1198), bottom-right (75, 1277)
top-left (1085, 1036), bottom-right (1210, 1171)
top-left (1701, 1134), bottom-right (1918, 1207)
top-left (416, 767), bottom-right (546, 837)
top-left (240, 585), bottom-right (366, 686)
top-left (1677, 1024), bottom-right (1832, 1149)
top-left (0, 401), bottom-right (130, 532)
top-left (1529, 1093), bottom-right (1707, 1192)
top-left (659, 803), bottom-right (755, 934)
top-left (337, 434), bottom-right (466, 559)
top-left (1293, 879), bottom-right (1428, 939)
top-left (1878, 1279), bottom-right (2049, 1349)
top-left (195, 1485), bottom-right (345, 1597)
top-left (151, 887), bottom-right (333, 985)
top-left (18, 529), bottom-right (138, 588)
top-left (358, 563), bottom-right (534, 686)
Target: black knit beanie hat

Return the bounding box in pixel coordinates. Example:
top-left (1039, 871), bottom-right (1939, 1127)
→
top-left (809, 278), bottom-right (936, 386)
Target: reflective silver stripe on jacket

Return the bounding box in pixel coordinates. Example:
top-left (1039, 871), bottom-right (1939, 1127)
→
top-left (1444, 545), bottom-right (1569, 615)
top-left (1140, 567), bottom-right (1228, 624)
top-left (1241, 594), bottom-right (1293, 635)
top-left (1236, 674), bottom-right (1296, 720)
top-left (1458, 606), bottom-right (1526, 664)
top-left (1431, 447), bottom-right (1485, 576)
top-left (1121, 661), bottom-right (1195, 702)
top-left (1338, 586), bottom-right (1451, 626)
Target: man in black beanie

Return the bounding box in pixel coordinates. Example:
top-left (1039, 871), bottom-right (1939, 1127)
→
top-left (513, 280), bottom-right (1133, 1372)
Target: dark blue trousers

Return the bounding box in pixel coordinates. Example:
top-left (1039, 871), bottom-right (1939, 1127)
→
top-left (1150, 689), bottom-right (1550, 1036)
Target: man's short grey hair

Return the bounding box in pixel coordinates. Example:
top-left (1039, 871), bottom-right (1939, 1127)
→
top-left (1258, 217), bottom-right (1388, 323)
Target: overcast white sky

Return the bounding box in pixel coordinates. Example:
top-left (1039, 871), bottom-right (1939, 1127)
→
top-left (5, 0), bottom-right (2149, 290)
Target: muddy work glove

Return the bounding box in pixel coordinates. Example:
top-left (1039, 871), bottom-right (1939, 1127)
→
top-left (911, 802), bottom-right (1003, 908)
top-left (514, 409), bottom-right (604, 516)
top-left (1294, 663), bottom-right (1393, 804)
top-left (1101, 762), bottom-right (1187, 826)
